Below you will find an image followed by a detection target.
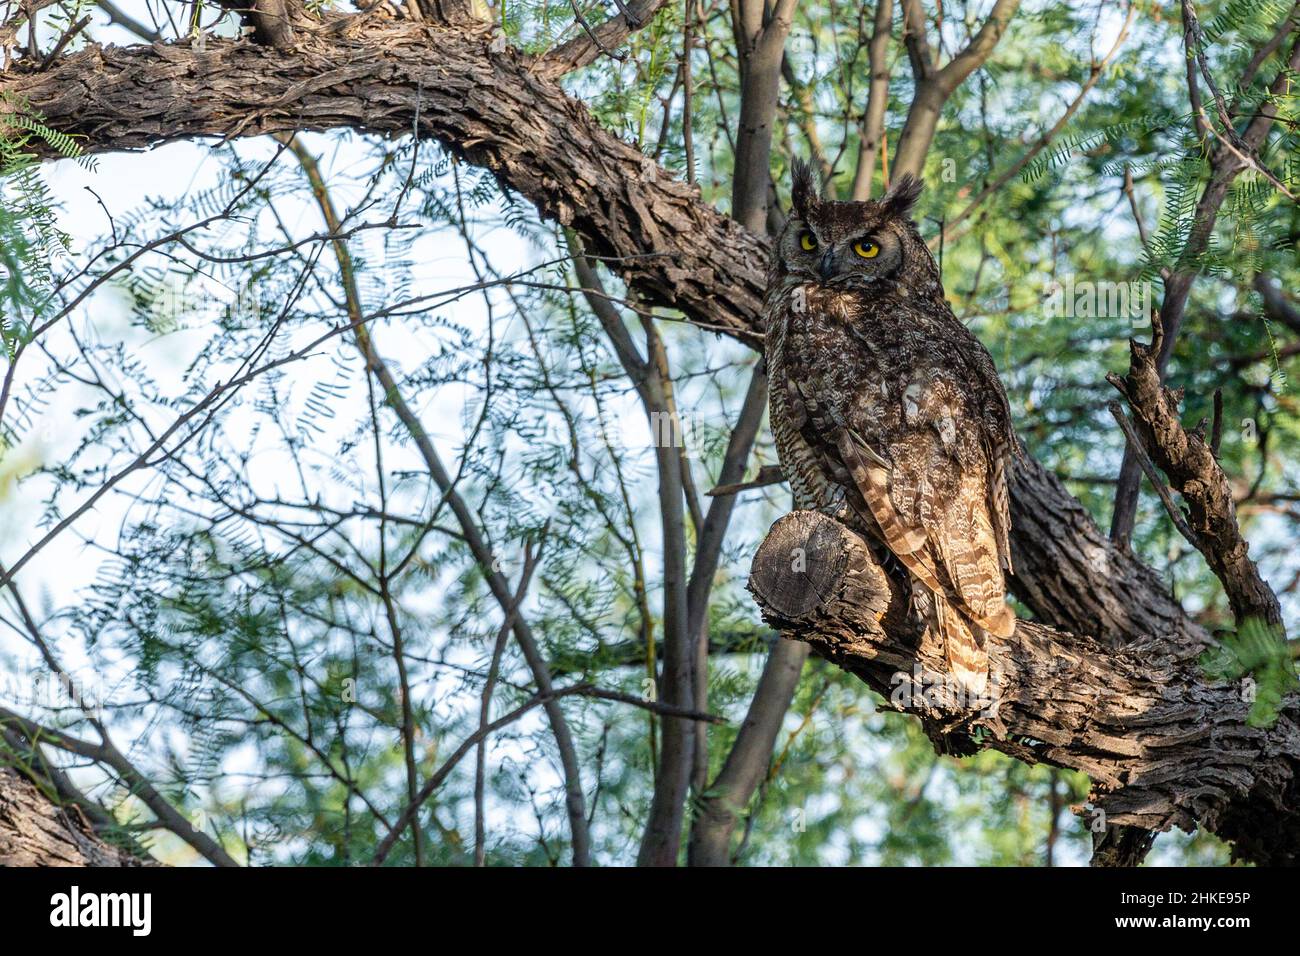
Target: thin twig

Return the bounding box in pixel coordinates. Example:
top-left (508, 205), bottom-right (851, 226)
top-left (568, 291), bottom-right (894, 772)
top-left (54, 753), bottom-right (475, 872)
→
top-left (1108, 401), bottom-right (1204, 552)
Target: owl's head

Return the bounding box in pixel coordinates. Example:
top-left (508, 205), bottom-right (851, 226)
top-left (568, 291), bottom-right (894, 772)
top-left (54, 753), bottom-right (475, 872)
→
top-left (774, 159), bottom-right (925, 288)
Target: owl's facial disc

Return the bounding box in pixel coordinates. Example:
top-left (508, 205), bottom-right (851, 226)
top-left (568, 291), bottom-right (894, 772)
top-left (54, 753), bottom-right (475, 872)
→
top-left (769, 214), bottom-right (904, 290)
top-left (780, 217), bottom-right (902, 287)
top-left (829, 230), bottom-right (902, 286)
top-left (777, 218), bottom-right (826, 281)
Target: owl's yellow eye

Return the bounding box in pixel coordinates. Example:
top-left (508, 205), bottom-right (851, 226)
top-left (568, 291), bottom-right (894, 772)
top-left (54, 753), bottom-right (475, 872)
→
top-left (799, 231), bottom-right (818, 251)
top-left (853, 240), bottom-right (880, 259)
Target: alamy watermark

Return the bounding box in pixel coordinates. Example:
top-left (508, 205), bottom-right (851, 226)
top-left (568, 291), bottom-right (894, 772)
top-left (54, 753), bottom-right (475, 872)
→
top-left (1, 670), bottom-right (109, 722)
top-left (50, 886), bottom-right (151, 936)
top-left (1044, 276), bottom-right (1153, 327)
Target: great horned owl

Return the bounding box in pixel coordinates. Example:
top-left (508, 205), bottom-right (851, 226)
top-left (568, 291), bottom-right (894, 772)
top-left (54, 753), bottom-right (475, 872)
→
top-left (763, 160), bottom-right (1016, 697)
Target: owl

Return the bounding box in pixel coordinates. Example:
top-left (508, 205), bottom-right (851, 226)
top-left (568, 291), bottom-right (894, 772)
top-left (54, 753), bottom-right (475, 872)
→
top-left (763, 160), bottom-right (1016, 698)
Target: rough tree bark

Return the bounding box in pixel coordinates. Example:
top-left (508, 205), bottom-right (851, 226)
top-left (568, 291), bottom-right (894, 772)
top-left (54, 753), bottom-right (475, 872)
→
top-left (749, 511), bottom-right (1298, 865)
top-left (2, 20), bottom-right (768, 347)
top-left (0, 768), bottom-right (144, 866)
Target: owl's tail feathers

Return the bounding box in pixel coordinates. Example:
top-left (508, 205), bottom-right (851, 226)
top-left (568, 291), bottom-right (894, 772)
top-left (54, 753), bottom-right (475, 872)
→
top-left (932, 594), bottom-right (990, 701)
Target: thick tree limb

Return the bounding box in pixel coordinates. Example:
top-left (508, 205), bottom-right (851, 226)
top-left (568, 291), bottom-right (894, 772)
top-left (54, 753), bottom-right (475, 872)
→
top-left (1006, 452), bottom-right (1208, 651)
top-left (749, 510), bottom-right (1300, 865)
top-left (1104, 322), bottom-right (1295, 880)
top-left (2, 20), bottom-right (768, 348)
top-left (0, 767), bottom-right (145, 866)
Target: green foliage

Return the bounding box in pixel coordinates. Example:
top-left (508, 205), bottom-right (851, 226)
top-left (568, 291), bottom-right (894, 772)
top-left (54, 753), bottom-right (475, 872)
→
top-left (1202, 617), bottom-right (1300, 728)
top-left (1022, 110), bottom-right (1188, 184)
top-left (0, 100), bottom-right (92, 358)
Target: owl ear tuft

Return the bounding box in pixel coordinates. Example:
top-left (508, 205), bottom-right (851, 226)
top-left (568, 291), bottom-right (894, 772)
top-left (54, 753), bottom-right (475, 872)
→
top-left (879, 174), bottom-right (924, 219)
top-left (790, 158), bottom-right (820, 219)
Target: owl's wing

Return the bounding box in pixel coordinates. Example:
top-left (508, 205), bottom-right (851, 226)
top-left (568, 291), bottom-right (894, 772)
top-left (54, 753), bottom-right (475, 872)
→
top-left (949, 322), bottom-right (1017, 575)
top-left (834, 424), bottom-right (1002, 697)
top-left (987, 439), bottom-right (1014, 575)
top-left (836, 413), bottom-right (1015, 642)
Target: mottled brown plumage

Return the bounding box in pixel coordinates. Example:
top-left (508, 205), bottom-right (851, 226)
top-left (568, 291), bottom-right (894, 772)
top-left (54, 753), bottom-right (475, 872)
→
top-left (763, 160), bottom-right (1016, 698)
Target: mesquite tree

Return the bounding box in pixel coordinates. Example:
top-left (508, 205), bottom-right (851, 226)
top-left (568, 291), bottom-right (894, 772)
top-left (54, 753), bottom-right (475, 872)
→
top-left (0, 0), bottom-right (1297, 867)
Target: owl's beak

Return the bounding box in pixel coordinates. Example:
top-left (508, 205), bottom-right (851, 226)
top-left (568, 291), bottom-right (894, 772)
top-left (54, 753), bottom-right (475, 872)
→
top-left (818, 252), bottom-right (834, 281)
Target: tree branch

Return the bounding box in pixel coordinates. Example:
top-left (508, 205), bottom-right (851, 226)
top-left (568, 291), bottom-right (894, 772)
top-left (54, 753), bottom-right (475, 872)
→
top-left (11, 13), bottom-right (1254, 865)
top-left (892, 0), bottom-right (1021, 178)
top-left (1108, 323), bottom-right (1284, 632)
top-left (13, 13), bottom-right (1212, 678)
top-left (748, 510), bottom-right (1300, 865)
top-left (2, 21), bottom-right (768, 348)
top-left (1109, 17), bottom-right (1300, 546)
top-left (537, 0), bottom-right (670, 78)
top-left (850, 0), bottom-right (895, 200)
top-left (0, 766), bottom-right (146, 866)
